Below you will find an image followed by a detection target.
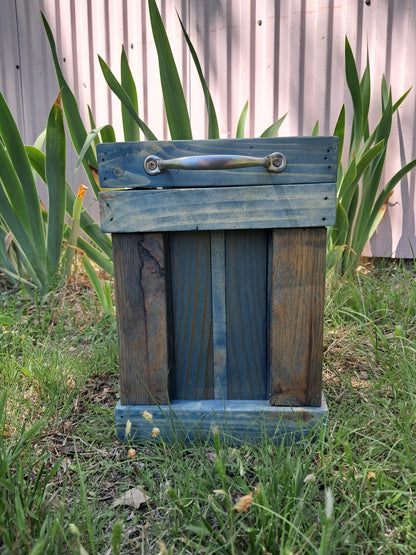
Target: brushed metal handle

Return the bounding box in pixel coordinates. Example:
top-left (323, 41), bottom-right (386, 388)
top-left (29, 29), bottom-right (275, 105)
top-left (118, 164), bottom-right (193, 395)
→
top-left (144, 151), bottom-right (287, 176)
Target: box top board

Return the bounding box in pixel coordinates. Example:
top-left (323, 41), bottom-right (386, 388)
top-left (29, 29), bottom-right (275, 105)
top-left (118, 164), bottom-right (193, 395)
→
top-left (97, 137), bottom-right (338, 190)
top-left (98, 137), bottom-right (337, 232)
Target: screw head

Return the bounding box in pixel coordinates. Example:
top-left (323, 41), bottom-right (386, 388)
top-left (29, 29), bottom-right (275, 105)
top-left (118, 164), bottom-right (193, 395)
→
top-left (144, 155), bottom-right (161, 175)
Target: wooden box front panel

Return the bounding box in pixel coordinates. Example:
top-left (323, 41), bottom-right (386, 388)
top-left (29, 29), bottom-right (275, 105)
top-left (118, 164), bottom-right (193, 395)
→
top-left (112, 228), bottom-right (326, 406)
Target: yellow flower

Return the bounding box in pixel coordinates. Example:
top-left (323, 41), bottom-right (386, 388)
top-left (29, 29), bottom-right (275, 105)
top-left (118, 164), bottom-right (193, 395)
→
top-left (152, 427), bottom-right (160, 437)
top-left (76, 184), bottom-right (88, 199)
top-left (142, 410), bottom-right (153, 423)
top-left (233, 491), bottom-right (253, 513)
top-left (367, 471), bottom-right (376, 481)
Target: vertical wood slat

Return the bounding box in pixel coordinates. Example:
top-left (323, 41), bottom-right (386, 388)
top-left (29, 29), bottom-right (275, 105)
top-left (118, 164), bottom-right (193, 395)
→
top-left (269, 227), bottom-right (326, 407)
top-left (170, 232), bottom-right (214, 399)
top-left (112, 232), bottom-right (170, 405)
top-left (211, 231), bottom-right (228, 399)
top-left (226, 230), bottom-right (268, 399)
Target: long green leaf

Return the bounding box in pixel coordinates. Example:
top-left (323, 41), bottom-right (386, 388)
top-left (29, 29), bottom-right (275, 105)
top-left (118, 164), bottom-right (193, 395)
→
top-left (148, 0), bottom-right (192, 140)
top-left (70, 126), bottom-right (107, 189)
top-left (370, 158), bottom-right (416, 231)
top-left (121, 47), bottom-right (141, 141)
top-left (236, 101), bottom-right (249, 138)
top-left (98, 55), bottom-right (157, 141)
top-left (81, 254), bottom-right (107, 310)
top-left (330, 201), bottom-right (349, 248)
top-left (0, 92), bottom-right (44, 248)
top-left (99, 124), bottom-right (116, 143)
top-left (260, 113), bottom-right (287, 138)
top-left (333, 105), bottom-right (345, 171)
top-left (392, 87), bottom-right (412, 113)
top-left (345, 36), bottom-right (363, 154)
top-left (360, 48), bottom-right (371, 140)
top-left (177, 13), bottom-right (219, 139)
top-left (0, 186), bottom-right (45, 287)
top-left (41, 13), bottom-right (99, 196)
top-left (26, 146), bottom-right (113, 260)
top-left (45, 95), bottom-right (66, 279)
top-left (77, 236), bottom-right (113, 276)
top-left (0, 144), bottom-right (29, 231)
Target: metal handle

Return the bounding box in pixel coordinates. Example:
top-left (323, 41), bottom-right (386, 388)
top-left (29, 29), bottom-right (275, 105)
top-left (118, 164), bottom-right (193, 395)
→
top-left (144, 151), bottom-right (287, 176)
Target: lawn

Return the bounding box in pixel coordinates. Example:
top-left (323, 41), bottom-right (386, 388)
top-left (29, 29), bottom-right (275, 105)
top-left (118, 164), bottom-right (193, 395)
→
top-left (1, 260), bottom-right (416, 554)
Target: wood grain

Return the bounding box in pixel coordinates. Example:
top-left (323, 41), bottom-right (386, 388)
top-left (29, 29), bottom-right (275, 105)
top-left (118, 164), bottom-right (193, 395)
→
top-left (99, 183), bottom-right (336, 233)
top-left (269, 228), bottom-right (326, 407)
top-left (225, 230), bottom-right (268, 399)
top-left (112, 233), bottom-right (170, 405)
top-left (169, 232), bottom-right (214, 399)
top-left (97, 137), bottom-right (338, 189)
top-left (211, 231), bottom-right (228, 399)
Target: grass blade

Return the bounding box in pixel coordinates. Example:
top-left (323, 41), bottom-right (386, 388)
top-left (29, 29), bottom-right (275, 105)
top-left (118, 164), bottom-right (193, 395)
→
top-left (148, 0), bottom-right (192, 140)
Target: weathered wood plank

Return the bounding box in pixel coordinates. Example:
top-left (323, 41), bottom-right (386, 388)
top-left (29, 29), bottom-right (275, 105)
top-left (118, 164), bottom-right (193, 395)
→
top-left (211, 231), bottom-right (228, 399)
top-left (226, 230), bottom-right (268, 399)
top-left (269, 228), bottom-right (326, 407)
top-left (97, 137), bottom-right (338, 189)
top-left (112, 233), bottom-right (170, 405)
top-left (99, 183), bottom-right (336, 232)
top-left (169, 232), bottom-right (214, 399)
top-left (114, 397), bottom-right (328, 444)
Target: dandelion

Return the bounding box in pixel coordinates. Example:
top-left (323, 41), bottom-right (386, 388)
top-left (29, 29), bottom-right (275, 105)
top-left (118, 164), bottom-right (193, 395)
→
top-left (233, 491), bottom-right (253, 513)
top-left (142, 410), bottom-right (153, 423)
top-left (152, 426), bottom-right (160, 437)
top-left (367, 471), bottom-right (376, 481)
top-left (127, 448), bottom-right (136, 459)
top-left (125, 419), bottom-right (132, 437)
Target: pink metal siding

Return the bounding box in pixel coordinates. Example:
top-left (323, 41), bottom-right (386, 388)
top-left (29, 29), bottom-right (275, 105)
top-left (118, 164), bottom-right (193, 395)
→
top-left (1, 0), bottom-right (415, 257)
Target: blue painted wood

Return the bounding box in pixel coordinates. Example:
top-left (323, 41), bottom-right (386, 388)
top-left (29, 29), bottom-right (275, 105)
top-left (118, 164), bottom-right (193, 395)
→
top-left (97, 137), bottom-right (338, 189)
top-left (114, 396), bottom-right (328, 444)
top-left (211, 231), bottom-right (228, 399)
top-left (169, 232), bottom-right (214, 399)
top-left (99, 183), bottom-right (336, 233)
top-left (226, 230), bottom-right (268, 399)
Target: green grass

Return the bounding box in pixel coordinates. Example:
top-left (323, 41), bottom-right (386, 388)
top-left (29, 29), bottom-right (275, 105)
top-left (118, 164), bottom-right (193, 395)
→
top-left (1, 261), bottom-right (416, 554)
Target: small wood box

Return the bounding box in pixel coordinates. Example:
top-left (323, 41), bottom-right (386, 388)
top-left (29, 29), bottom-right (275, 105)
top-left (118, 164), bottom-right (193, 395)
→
top-left (98, 137), bottom-right (337, 443)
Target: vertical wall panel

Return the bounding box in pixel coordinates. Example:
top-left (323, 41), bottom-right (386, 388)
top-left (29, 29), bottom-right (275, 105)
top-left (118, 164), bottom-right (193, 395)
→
top-left (0, 0), bottom-right (415, 257)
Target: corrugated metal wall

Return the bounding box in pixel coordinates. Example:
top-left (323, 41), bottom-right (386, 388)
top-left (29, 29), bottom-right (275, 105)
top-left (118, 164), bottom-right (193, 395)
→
top-left (1, 0), bottom-right (415, 257)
